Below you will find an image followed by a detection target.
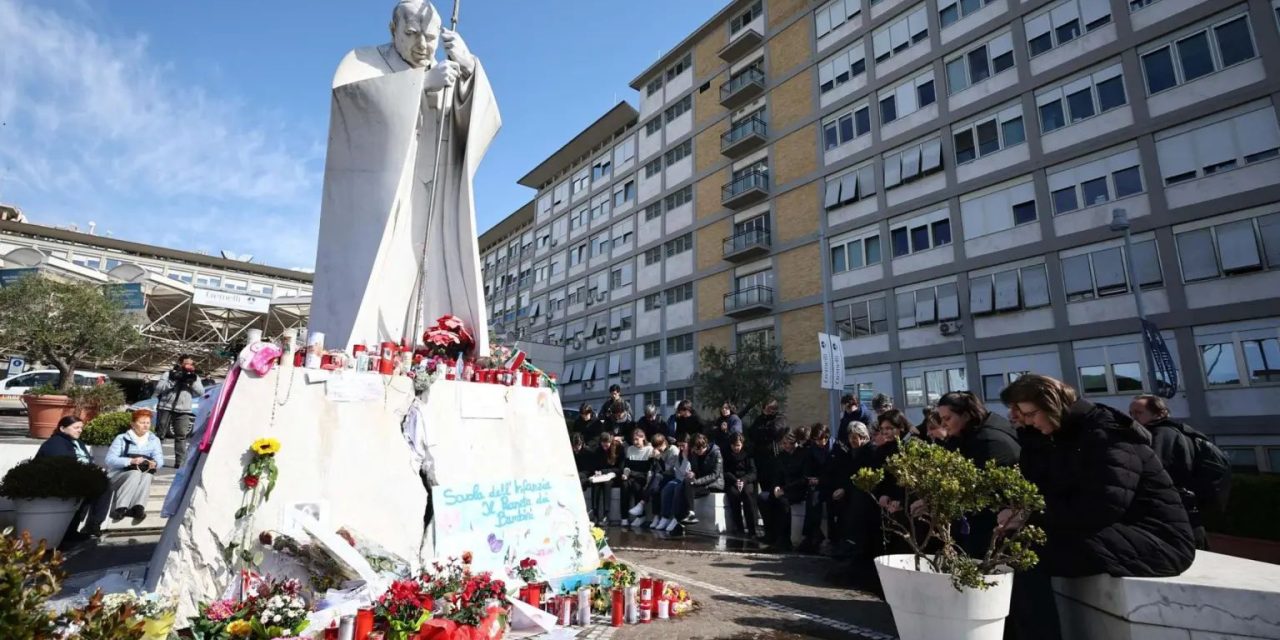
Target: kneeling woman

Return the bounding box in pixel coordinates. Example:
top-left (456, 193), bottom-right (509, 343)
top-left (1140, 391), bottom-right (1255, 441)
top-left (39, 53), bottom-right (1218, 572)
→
top-left (1000, 374), bottom-right (1194, 639)
top-left (105, 409), bottom-right (165, 523)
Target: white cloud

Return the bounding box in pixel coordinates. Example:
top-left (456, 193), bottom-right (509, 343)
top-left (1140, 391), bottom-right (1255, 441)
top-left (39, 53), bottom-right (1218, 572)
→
top-left (0, 0), bottom-right (322, 267)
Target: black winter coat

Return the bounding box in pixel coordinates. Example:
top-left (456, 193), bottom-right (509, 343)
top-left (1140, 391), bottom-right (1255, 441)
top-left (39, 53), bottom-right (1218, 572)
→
top-left (955, 412), bottom-right (1021, 469)
top-left (1020, 400), bottom-right (1196, 578)
top-left (637, 416), bottom-right (667, 440)
top-left (1144, 419), bottom-right (1197, 495)
top-left (823, 443), bottom-right (873, 499)
top-left (747, 413), bottom-right (789, 489)
top-left (774, 447), bottom-right (808, 503)
top-left (673, 414), bottom-right (706, 441)
top-left (723, 446), bottom-right (757, 487)
top-left (689, 444), bottom-right (725, 491)
top-left (574, 417), bottom-right (607, 446)
top-left (36, 430), bottom-right (92, 463)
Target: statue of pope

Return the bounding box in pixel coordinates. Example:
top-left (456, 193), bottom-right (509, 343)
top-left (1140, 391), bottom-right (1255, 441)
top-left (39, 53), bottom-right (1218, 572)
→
top-left (309, 0), bottom-right (498, 354)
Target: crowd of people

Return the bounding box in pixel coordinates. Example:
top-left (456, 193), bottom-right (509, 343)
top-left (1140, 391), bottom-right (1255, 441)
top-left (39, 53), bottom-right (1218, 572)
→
top-left (569, 377), bottom-right (1211, 639)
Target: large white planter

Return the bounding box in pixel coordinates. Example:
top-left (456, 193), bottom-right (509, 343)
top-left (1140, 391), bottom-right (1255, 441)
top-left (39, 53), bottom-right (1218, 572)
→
top-left (875, 554), bottom-right (1013, 640)
top-left (13, 497), bottom-right (82, 549)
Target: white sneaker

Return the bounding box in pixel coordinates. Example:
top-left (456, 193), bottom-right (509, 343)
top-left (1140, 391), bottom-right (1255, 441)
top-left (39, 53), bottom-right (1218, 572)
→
top-left (664, 518), bottom-right (680, 532)
top-left (628, 503), bottom-right (646, 517)
top-left (649, 515), bottom-right (661, 528)
top-left (654, 518), bottom-right (670, 530)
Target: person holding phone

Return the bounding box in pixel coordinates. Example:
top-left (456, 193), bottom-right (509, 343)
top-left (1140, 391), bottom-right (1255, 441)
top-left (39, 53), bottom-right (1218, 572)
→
top-left (105, 409), bottom-right (165, 523)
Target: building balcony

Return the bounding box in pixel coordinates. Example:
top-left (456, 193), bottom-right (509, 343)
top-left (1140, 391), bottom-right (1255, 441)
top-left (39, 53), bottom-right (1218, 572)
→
top-left (722, 169), bottom-right (770, 209)
top-left (722, 228), bottom-right (771, 261)
top-left (724, 285), bottom-right (774, 317)
top-left (720, 68), bottom-right (766, 110)
top-left (721, 116), bottom-right (767, 158)
top-left (719, 28), bottom-right (763, 63)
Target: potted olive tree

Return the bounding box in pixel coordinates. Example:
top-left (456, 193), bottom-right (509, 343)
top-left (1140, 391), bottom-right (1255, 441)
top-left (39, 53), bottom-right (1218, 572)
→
top-left (0, 457), bottom-right (109, 548)
top-left (0, 274), bottom-right (140, 438)
top-left (855, 439), bottom-right (1046, 640)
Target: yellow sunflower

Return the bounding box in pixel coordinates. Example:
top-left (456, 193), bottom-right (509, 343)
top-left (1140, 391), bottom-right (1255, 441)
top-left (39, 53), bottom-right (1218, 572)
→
top-left (251, 438), bottom-right (281, 456)
top-left (226, 620), bottom-right (252, 637)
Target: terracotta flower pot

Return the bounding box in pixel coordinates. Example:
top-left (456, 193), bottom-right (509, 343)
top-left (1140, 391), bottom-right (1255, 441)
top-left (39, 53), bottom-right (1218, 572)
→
top-left (21, 394), bottom-right (76, 439)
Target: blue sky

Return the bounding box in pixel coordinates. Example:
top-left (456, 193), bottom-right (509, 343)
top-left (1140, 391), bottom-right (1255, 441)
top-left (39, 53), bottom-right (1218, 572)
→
top-left (0, 0), bottom-right (722, 270)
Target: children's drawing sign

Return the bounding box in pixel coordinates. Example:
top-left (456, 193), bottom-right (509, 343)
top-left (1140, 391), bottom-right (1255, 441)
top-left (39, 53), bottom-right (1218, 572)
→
top-left (433, 476), bottom-right (594, 582)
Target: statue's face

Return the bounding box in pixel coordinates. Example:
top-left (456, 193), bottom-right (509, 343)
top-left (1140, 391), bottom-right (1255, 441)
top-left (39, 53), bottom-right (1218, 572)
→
top-left (391, 3), bottom-right (439, 68)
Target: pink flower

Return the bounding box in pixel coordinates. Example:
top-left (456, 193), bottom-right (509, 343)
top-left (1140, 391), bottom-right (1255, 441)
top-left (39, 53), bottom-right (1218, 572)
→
top-left (205, 599), bottom-right (236, 621)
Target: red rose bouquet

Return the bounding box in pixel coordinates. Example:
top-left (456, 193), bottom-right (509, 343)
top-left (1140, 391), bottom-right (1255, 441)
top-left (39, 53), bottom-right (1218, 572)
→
top-left (374, 578), bottom-right (433, 636)
top-left (513, 558), bottom-right (540, 584)
top-left (423, 315), bottom-right (474, 359)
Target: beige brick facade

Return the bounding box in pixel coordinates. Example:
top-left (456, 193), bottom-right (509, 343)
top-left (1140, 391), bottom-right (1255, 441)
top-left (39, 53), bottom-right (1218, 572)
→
top-left (785, 372), bottom-right (828, 427)
top-left (780, 304), bottom-right (823, 363)
top-left (695, 74), bottom-right (725, 127)
top-left (698, 325), bottom-right (734, 352)
top-left (772, 123), bottom-right (817, 186)
top-left (770, 69), bottom-right (813, 131)
top-left (696, 219), bottom-right (730, 271)
top-left (696, 170), bottom-right (727, 220)
top-left (697, 273), bottom-right (730, 322)
top-left (777, 243), bottom-right (822, 301)
top-left (774, 183), bottom-right (819, 243)
top-left (695, 120), bottom-right (727, 175)
top-left (769, 17), bottom-right (810, 77)
top-left (694, 24), bottom-right (725, 80)
top-left (768, 0), bottom-right (807, 29)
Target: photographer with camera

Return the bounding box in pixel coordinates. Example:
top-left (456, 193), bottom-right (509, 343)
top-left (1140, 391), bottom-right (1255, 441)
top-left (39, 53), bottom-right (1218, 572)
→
top-left (153, 354), bottom-right (204, 468)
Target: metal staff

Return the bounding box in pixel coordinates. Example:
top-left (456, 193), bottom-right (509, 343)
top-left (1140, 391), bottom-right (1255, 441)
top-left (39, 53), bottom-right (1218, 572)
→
top-left (406, 0), bottom-right (462, 346)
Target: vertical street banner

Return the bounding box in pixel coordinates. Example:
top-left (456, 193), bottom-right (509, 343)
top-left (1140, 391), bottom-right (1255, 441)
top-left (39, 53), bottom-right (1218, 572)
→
top-left (1141, 319), bottom-right (1179, 398)
top-left (830, 335), bottom-right (845, 390)
top-left (818, 333), bottom-right (833, 390)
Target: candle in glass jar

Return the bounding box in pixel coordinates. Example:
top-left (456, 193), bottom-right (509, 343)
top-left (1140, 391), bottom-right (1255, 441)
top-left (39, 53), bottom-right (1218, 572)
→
top-left (658, 598), bottom-right (670, 619)
top-left (611, 588), bottom-right (624, 627)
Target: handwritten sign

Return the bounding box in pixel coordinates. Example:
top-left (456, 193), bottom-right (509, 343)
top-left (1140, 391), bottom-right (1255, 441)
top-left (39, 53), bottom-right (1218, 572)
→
top-left (433, 476), bottom-right (593, 583)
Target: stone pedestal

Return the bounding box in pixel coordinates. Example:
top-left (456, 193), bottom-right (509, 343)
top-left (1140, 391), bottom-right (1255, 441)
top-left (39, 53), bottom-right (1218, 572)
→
top-left (1053, 551), bottom-right (1280, 639)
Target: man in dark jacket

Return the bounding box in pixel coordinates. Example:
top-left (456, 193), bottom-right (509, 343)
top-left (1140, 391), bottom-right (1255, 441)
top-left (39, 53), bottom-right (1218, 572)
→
top-left (799, 424), bottom-right (832, 553)
top-left (747, 399), bottom-right (788, 499)
top-left (681, 433), bottom-right (724, 526)
top-left (761, 432), bottom-right (807, 552)
top-left (601, 385), bottom-right (632, 428)
top-left (1129, 394), bottom-right (1206, 549)
top-left (835, 393), bottom-right (875, 451)
top-left (672, 400), bottom-right (705, 440)
top-left (723, 433), bottom-right (760, 537)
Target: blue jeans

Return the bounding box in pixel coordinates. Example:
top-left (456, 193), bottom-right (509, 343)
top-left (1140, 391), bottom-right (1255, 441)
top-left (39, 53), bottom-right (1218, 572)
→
top-left (660, 480), bottom-right (686, 519)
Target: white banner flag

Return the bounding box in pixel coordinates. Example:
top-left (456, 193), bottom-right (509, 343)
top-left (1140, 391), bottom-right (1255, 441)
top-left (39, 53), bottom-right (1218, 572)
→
top-left (818, 333), bottom-right (832, 390)
top-left (830, 335), bottom-right (846, 390)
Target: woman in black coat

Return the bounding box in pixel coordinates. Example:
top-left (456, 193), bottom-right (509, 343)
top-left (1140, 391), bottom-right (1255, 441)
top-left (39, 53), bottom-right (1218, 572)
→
top-left (934, 391), bottom-right (1021, 558)
top-left (36, 416), bottom-right (109, 541)
top-left (672, 400), bottom-right (706, 440)
top-left (573, 404), bottom-right (606, 446)
top-left (722, 433), bottom-right (760, 537)
top-left (1000, 374), bottom-right (1195, 640)
top-left (680, 433), bottom-right (724, 526)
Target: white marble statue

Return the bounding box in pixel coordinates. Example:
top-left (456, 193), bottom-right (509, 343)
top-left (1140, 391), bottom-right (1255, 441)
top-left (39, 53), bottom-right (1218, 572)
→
top-left (309, 0), bottom-right (498, 354)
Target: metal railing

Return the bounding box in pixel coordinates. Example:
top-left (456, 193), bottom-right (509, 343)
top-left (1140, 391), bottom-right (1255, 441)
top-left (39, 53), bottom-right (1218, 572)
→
top-left (721, 116), bottom-right (767, 149)
top-left (720, 67), bottom-right (766, 101)
top-left (724, 285), bottom-right (775, 312)
top-left (722, 169), bottom-right (770, 201)
top-left (722, 228), bottom-right (772, 256)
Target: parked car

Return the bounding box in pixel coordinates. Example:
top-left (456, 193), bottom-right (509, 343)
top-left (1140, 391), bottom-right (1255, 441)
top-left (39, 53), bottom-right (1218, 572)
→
top-left (0, 369), bottom-right (109, 412)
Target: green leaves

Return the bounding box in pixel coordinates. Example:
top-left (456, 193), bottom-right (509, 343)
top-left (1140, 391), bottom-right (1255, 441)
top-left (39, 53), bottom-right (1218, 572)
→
top-left (0, 456), bottom-right (109, 500)
top-left (860, 439), bottom-right (1048, 591)
top-left (0, 529), bottom-right (62, 639)
top-left (692, 340), bottom-right (794, 419)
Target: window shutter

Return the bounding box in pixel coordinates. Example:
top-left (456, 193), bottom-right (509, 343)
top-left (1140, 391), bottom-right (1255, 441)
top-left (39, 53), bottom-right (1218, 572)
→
top-left (921, 138), bottom-right (943, 172)
top-left (1217, 220), bottom-right (1263, 273)
top-left (840, 172), bottom-right (860, 203)
top-left (970, 276), bottom-right (994, 314)
top-left (1155, 133), bottom-right (1196, 182)
top-left (1233, 107), bottom-right (1280, 160)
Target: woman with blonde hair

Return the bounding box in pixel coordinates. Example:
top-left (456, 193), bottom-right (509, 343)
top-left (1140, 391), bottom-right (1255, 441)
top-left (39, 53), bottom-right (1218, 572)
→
top-left (999, 374), bottom-right (1194, 639)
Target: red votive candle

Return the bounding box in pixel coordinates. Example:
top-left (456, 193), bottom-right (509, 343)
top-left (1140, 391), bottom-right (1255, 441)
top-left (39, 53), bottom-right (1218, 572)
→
top-left (611, 588), bottom-right (624, 627)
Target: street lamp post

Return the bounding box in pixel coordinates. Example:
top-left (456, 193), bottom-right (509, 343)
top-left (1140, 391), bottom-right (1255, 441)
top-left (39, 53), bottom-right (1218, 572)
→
top-left (1110, 207), bottom-right (1160, 395)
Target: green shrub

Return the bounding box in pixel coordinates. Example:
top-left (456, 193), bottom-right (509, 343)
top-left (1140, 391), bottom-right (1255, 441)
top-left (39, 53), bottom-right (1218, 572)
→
top-left (0, 457), bottom-right (108, 501)
top-left (69, 382), bottom-right (126, 411)
top-left (0, 529), bottom-right (62, 638)
top-left (1204, 473), bottom-right (1280, 541)
top-left (24, 384), bottom-right (65, 397)
top-left (82, 411), bottom-right (132, 447)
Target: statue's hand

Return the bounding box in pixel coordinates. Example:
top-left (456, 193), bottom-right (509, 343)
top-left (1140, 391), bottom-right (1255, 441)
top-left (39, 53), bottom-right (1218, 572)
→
top-left (441, 29), bottom-right (476, 76)
top-left (424, 60), bottom-right (459, 92)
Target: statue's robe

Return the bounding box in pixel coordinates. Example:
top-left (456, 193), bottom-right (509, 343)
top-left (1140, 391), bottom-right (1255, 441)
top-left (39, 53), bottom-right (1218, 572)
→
top-left (310, 43), bottom-right (499, 353)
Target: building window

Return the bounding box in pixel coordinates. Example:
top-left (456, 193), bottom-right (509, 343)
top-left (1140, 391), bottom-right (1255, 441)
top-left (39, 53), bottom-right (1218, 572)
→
top-left (815, 0), bottom-right (860, 38)
top-left (952, 104), bottom-right (1025, 164)
top-left (664, 95), bottom-right (692, 123)
top-left (890, 212), bottom-right (951, 258)
top-left (1155, 105), bottom-right (1280, 186)
top-left (643, 202), bottom-right (663, 221)
top-left (872, 6), bottom-right (929, 65)
top-left (664, 140), bottom-right (692, 165)
top-left (168, 270), bottom-right (194, 284)
top-left (590, 234), bottom-right (610, 258)
top-left (738, 327), bottom-right (775, 349)
top-left (946, 32), bottom-right (1015, 94)
top-left (879, 70), bottom-right (937, 125)
top-left (643, 293), bottom-right (663, 311)
top-left (592, 156), bottom-right (612, 181)
top-left (733, 0), bottom-right (764, 33)
top-left (833, 296), bottom-right (888, 338)
top-left (823, 102), bottom-right (872, 151)
top-left (665, 186), bottom-right (693, 210)
top-left (1078, 362), bottom-right (1145, 394)
top-left (643, 246), bottom-right (663, 266)
top-left (1061, 240), bottom-right (1162, 300)
top-left (664, 233), bottom-right (693, 257)
top-left (1175, 212), bottom-right (1280, 281)
top-left (896, 282), bottom-right (960, 329)
top-left (646, 77), bottom-right (663, 97)
top-left (830, 231), bottom-right (882, 273)
top-left (904, 366), bottom-right (967, 406)
top-left (1025, 0), bottom-right (1112, 58)
top-left (1140, 15), bottom-right (1257, 95)
top-left (824, 163), bottom-right (877, 209)
top-left (568, 243), bottom-right (587, 267)
top-left (643, 158), bottom-right (663, 179)
top-left (818, 40), bottom-right (867, 94)
top-left (589, 195), bottom-right (610, 222)
top-left (1048, 147), bottom-right (1144, 214)
top-left (959, 180), bottom-right (1037, 238)
top-left (613, 180), bottom-right (636, 207)
top-left (667, 333), bottom-right (694, 354)
top-left (982, 371), bottom-right (1028, 401)
top-left (1036, 63), bottom-right (1126, 134)
top-left (571, 169), bottom-right (590, 195)
top-left (642, 341), bottom-right (662, 359)
top-left (644, 119), bottom-right (663, 138)
top-left (884, 137), bottom-right (943, 189)
top-left (940, 0), bottom-right (994, 29)
top-left (664, 282), bottom-right (693, 304)
top-left (665, 53), bottom-right (691, 80)
top-left (970, 264), bottom-right (1051, 315)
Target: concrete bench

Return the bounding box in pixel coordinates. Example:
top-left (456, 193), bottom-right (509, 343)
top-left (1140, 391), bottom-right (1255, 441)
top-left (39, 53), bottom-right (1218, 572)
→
top-left (1053, 551), bottom-right (1280, 639)
top-left (689, 492), bottom-right (729, 535)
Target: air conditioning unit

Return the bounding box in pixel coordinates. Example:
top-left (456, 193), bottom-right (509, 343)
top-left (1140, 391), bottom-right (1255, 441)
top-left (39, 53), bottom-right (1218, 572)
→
top-left (585, 298), bottom-right (594, 307)
top-left (549, 338), bottom-right (561, 346)
top-left (596, 293), bottom-right (607, 302)
top-left (584, 380), bottom-right (596, 390)
top-left (620, 373), bottom-right (632, 384)
top-left (596, 335), bottom-right (606, 345)
top-left (551, 240), bottom-right (559, 246)
top-left (939, 321), bottom-right (964, 336)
